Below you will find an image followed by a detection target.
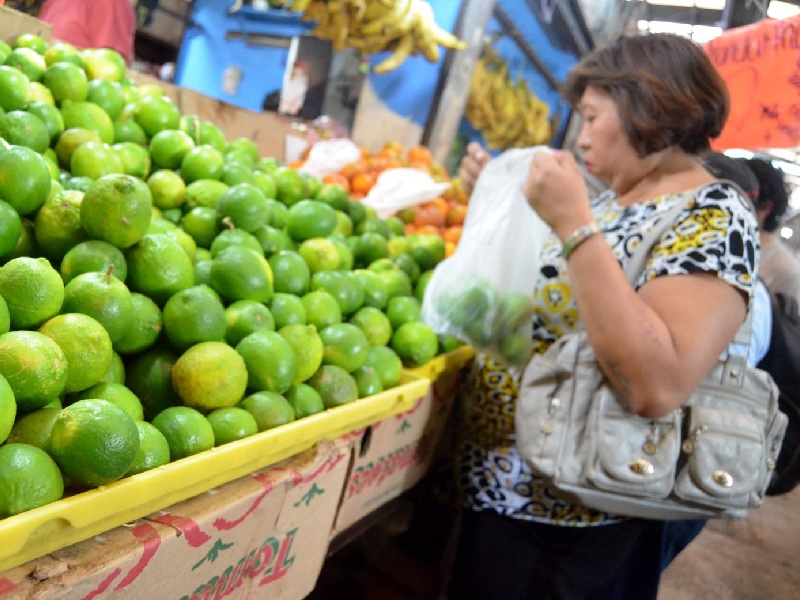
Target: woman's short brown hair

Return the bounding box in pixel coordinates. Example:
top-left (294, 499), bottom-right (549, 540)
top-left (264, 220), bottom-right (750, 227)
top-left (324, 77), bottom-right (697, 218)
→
top-left (561, 32), bottom-right (729, 157)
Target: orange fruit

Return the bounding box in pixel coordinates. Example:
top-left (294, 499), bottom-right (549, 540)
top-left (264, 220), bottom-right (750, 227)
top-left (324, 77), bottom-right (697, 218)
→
top-left (49, 398), bottom-right (140, 487)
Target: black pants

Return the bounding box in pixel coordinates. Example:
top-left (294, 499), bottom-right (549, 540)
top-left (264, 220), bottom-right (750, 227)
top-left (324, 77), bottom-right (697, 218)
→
top-left (449, 510), bottom-right (651, 600)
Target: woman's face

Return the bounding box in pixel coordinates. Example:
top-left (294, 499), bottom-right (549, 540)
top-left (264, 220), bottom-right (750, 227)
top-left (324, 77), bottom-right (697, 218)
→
top-left (575, 85), bottom-right (639, 188)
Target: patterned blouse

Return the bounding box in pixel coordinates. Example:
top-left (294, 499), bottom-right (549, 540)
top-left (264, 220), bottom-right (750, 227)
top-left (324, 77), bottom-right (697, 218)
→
top-left (455, 182), bottom-right (759, 526)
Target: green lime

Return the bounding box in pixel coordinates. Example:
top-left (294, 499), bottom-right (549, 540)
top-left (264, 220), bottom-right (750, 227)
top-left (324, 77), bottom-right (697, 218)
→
top-left (0, 256), bottom-right (64, 329)
top-left (60, 239), bottom-right (128, 284)
top-left (61, 269), bottom-right (133, 344)
top-left (270, 293), bottom-right (307, 329)
top-left (225, 299), bottom-right (275, 347)
top-left (0, 443), bottom-right (64, 517)
top-left (49, 399), bottom-right (140, 487)
top-left (284, 383), bottom-right (325, 419)
top-left (5, 407), bottom-right (60, 449)
top-left (362, 345), bottom-right (403, 389)
top-left (238, 391), bottom-right (295, 431)
top-left (349, 306), bottom-right (393, 347)
top-left (125, 347), bottom-right (182, 421)
top-left (125, 421), bottom-right (171, 476)
top-left (319, 323), bottom-right (370, 373)
top-left (391, 321), bottom-right (439, 367)
top-left (161, 284), bottom-right (226, 352)
top-left (352, 364), bottom-right (384, 397)
top-left (151, 406), bottom-right (215, 461)
top-left (113, 293), bottom-right (162, 355)
top-left (38, 313), bottom-right (113, 393)
top-left (235, 329), bottom-right (297, 394)
top-left (307, 364), bottom-right (359, 408)
top-left (207, 406), bottom-right (258, 445)
top-left (74, 381), bottom-right (144, 421)
top-left (277, 323), bottom-right (324, 384)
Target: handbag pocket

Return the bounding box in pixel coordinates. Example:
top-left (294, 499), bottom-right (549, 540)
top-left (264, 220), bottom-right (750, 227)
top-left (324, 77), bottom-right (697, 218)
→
top-left (674, 405), bottom-right (766, 508)
top-left (516, 354), bottom-right (573, 479)
top-left (588, 386), bottom-right (681, 498)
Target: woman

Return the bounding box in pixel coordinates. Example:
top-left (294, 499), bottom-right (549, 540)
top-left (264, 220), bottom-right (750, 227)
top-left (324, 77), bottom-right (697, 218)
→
top-left (450, 32), bottom-right (758, 600)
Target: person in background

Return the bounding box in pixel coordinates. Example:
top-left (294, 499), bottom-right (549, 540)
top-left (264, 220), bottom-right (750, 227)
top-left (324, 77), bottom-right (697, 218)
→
top-left (37, 0), bottom-right (137, 64)
top-left (449, 32), bottom-right (759, 600)
top-left (746, 157), bottom-right (800, 303)
top-left (458, 141), bottom-right (493, 196)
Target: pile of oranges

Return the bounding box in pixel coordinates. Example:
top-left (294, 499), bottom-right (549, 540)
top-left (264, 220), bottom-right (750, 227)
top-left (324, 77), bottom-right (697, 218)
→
top-left (298, 141), bottom-right (469, 259)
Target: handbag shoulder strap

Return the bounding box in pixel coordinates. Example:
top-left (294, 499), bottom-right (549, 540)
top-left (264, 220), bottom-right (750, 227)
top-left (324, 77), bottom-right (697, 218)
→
top-left (620, 183), bottom-right (754, 352)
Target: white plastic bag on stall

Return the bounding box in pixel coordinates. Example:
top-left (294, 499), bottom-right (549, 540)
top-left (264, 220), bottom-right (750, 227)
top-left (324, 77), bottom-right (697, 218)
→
top-left (420, 146), bottom-right (551, 366)
top-left (298, 139), bottom-right (363, 179)
top-left (361, 168), bottom-right (452, 219)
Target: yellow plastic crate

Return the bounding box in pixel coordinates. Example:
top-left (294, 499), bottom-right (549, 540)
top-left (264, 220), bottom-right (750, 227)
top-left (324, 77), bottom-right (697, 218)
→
top-left (0, 373), bottom-right (430, 572)
top-left (409, 344), bottom-right (475, 381)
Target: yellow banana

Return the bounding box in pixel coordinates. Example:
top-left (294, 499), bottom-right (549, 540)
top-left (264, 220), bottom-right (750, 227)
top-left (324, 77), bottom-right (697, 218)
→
top-left (373, 33), bottom-right (414, 73)
top-left (290, 0), bottom-right (314, 12)
top-left (359, 0), bottom-right (413, 36)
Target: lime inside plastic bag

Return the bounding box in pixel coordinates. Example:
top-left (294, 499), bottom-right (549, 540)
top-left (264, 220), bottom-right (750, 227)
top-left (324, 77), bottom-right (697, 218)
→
top-left (420, 146), bottom-right (551, 366)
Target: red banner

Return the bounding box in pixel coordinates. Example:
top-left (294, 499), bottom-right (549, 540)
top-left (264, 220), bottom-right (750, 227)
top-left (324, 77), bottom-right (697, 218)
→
top-left (704, 15), bottom-right (800, 151)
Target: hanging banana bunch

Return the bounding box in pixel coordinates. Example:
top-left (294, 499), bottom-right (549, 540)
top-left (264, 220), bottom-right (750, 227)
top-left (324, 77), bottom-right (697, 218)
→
top-left (465, 49), bottom-right (552, 150)
top-left (269, 0), bottom-right (468, 73)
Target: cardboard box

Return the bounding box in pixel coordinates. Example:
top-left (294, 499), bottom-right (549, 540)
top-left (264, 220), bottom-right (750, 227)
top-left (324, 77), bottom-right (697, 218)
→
top-left (0, 440), bottom-right (350, 600)
top-left (332, 366), bottom-right (465, 535)
top-left (0, 6), bottom-right (52, 43)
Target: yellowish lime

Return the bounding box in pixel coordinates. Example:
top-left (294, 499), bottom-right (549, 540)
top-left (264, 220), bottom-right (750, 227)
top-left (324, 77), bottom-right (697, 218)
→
top-left (172, 341), bottom-right (249, 411)
top-left (307, 364), bottom-right (359, 408)
top-left (0, 373), bottom-right (16, 444)
top-left (80, 173), bottom-right (152, 248)
top-left (0, 256), bottom-right (64, 329)
top-left (277, 323), bottom-right (324, 384)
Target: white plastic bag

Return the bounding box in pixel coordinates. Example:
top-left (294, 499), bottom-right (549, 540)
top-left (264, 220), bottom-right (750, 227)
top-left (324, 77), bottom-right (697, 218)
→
top-left (298, 139), bottom-right (363, 179)
top-left (361, 168), bottom-right (452, 219)
top-left (420, 146), bottom-right (551, 366)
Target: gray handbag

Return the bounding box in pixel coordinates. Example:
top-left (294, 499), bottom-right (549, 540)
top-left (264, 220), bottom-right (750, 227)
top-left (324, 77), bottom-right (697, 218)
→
top-left (515, 189), bottom-right (788, 520)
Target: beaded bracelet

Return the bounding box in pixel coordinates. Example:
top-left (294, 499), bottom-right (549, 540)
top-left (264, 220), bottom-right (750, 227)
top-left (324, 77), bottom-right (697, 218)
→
top-left (561, 222), bottom-right (600, 260)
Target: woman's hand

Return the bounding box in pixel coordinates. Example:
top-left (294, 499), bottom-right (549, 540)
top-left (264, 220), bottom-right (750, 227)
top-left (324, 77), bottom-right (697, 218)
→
top-left (523, 149), bottom-right (594, 241)
top-left (458, 142), bottom-right (492, 195)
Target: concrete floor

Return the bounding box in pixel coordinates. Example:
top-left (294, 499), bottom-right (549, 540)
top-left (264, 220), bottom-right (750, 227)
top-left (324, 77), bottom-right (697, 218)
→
top-left (309, 485), bottom-right (800, 599)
